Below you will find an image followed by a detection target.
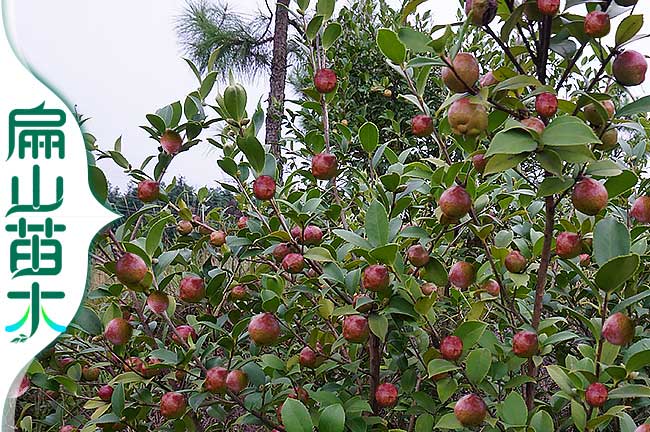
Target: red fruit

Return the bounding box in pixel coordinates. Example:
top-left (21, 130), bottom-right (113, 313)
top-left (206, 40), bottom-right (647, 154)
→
top-left (449, 261), bottom-right (476, 289)
top-left (636, 425), bottom-right (650, 432)
top-left (482, 279), bottom-right (500, 296)
top-left (579, 254), bottom-right (591, 267)
top-left (237, 216), bottom-right (248, 229)
top-left (289, 387), bottom-right (310, 403)
top-left (480, 71), bottom-right (499, 87)
top-left (556, 232), bottom-right (582, 259)
top-left (290, 225), bottom-right (303, 242)
top-left (454, 394), bottom-right (487, 427)
top-left (172, 325), bottom-right (197, 344)
top-left (253, 175), bottom-right (276, 200)
top-left (448, 98), bottom-right (488, 137)
top-left (179, 275), bottom-right (205, 303)
top-left (572, 178), bottom-right (608, 216)
top-left (521, 117), bottom-right (545, 134)
top-left (147, 291), bottom-right (169, 315)
top-left (535, 92), bottom-right (558, 118)
top-left (537, 0), bottom-right (560, 15)
top-left (230, 285), bottom-right (248, 301)
top-left (303, 225), bottom-right (323, 245)
top-left (512, 330), bottom-right (539, 357)
top-left (115, 253), bottom-right (148, 285)
top-left (282, 253), bottom-right (305, 273)
top-left (343, 315), bottom-right (370, 343)
top-left (505, 251), bottom-right (527, 274)
top-left (602, 312), bottom-right (635, 346)
top-left (472, 153), bottom-right (488, 174)
top-left (177, 220), bottom-right (193, 235)
top-left (613, 50), bottom-right (648, 87)
top-left (439, 185), bottom-right (472, 219)
top-left (362, 264), bottom-right (390, 292)
top-left (584, 100), bottom-right (615, 125)
top-left (104, 318), bottom-right (132, 345)
top-left (584, 11), bottom-right (610, 38)
top-left (407, 244), bottom-right (430, 267)
top-left (586, 382), bottom-right (608, 407)
top-left (411, 114), bottom-right (434, 137)
top-left (137, 180), bottom-right (159, 203)
top-left (226, 370), bottom-right (248, 394)
top-left (204, 367), bottom-right (228, 393)
top-left (312, 153), bottom-right (338, 180)
top-left (160, 130), bottom-right (183, 155)
top-left (421, 283), bottom-right (438, 296)
top-left (440, 336), bottom-right (464, 361)
top-left (210, 230), bottom-right (227, 246)
top-left (273, 243), bottom-right (296, 262)
top-left (98, 385), bottom-right (114, 401)
top-left (631, 196), bottom-right (650, 223)
top-left (125, 357), bottom-right (145, 374)
top-left (442, 53), bottom-right (479, 93)
top-left (248, 313), bottom-right (281, 346)
top-left (299, 346), bottom-right (321, 368)
top-left (314, 68), bottom-right (337, 93)
top-left (375, 383), bottom-right (399, 408)
top-left (60, 426), bottom-right (77, 432)
top-left (160, 392), bottom-right (186, 419)
top-left (465, 0), bottom-right (497, 26)
top-left (82, 365), bottom-right (100, 381)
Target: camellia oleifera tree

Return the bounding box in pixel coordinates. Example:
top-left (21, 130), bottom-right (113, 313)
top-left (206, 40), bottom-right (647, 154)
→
top-left (16, 0), bottom-right (650, 431)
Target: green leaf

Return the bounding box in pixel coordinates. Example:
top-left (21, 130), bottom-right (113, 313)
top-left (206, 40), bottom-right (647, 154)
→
top-left (616, 14), bottom-right (644, 46)
top-left (572, 399), bottom-right (587, 432)
top-left (595, 254), bottom-right (640, 292)
top-left (605, 170), bottom-right (638, 198)
top-left (537, 177), bottom-right (574, 197)
top-left (427, 359), bottom-right (460, 377)
top-left (551, 145), bottom-right (595, 163)
top-left (366, 200), bottom-right (389, 247)
top-left (322, 23), bottom-right (342, 50)
top-left (368, 314), bottom-right (389, 341)
top-left (398, 27), bottom-right (433, 53)
top-left (377, 28), bottom-right (406, 64)
top-left (531, 410), bottom-right (555, 432)
top-left (494, 75), bottom-right (542, 92)
top-left (332, 229), bottom-right (373, 250)
top-left (359, 122), bottom-right (380, 152)
top-left (436, 378), bottom-right (457, 403)
top-left (500, 391), bottom-right (528, 426)
top-left (316, 0), bottom-right (335, 20)
top-left (484, 153), bottom-right (527, 175)
top-left (319, 404), bottom-right (344, 432)
top-left (237, 136), bottom-right (266, 173)
top-left (542, 116), bottom-right (601, 146)
top-left (626, 349), bottom-right (650, 372)
top-left (609, 385), bottom-right (650, 399)
top-left (281, 398), bottom-right (313, 432)
top-left (586, 160), bottom-right (623, 177)
top-left (545, 365), bottom-right (575, 395)
top-left (146, 114), bottom-right (166, 134)
top-left (304, 247), bottom-right (335, 262)
top-left (415, 413), bottom-right (435, 432)
top-left (434, 413), bottom-right (462, 429)
top-left (593, 218), bottom-right (630, 265)
top-left (486, 129), bottom-right (537, 157)
top-left (617, 95), bottom-right (650, 117)
top-left (111, 383), bottom-right (125, 417)
top-left (306, 15), bottom-right (324, 41)
top-left (454, 321), bottom-right (487, 353)
top-left (72, 307), bottom-right (103, 335)
top-left (536, 149), bottom-right (563, 176)
top-left (146, 215), bottom-right (173, 256)
top-left (465, 348), bottom-right (491, 385)
top-left (370, 244), bottom-right (398, 265)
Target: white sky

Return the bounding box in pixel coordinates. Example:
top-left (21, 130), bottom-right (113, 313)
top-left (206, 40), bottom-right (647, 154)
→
top-left (6, 1), bottom-right (650, 189)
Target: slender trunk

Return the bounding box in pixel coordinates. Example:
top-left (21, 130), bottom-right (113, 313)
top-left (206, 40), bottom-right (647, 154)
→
top-left (368, 334), bottom-right (381, 414)
top-left (265, 0), bottom-right (290, 167)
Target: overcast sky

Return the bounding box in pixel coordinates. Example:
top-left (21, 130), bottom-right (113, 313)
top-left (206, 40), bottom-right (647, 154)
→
top-left (6, 1), bottom-right (650, 189)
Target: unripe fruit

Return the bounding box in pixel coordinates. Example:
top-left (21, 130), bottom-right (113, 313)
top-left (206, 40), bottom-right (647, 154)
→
top-left (177, 220), bottom-right (193, 235)
top-left (383, 89), bottom-right (393, 97)
top-left (586, 382), bottom-right (608, 407)
top-left (407, 244), bottom-right (430, 267)
top-left (299, 346), bottom-right (321, 368)
top-left (439, 185), bottom-right (472, 219)
top-left (375, 383), bottom-right (398, 408)
top-left (579, 253), bottom-right (591, 267)
top-left (82, 365), bottom-right (100, 381)
top-left (210, 230), bottom-right (227, 247)
top-left (303, 225), bottom-right (323, 245)
top-left (98, 385), bottom-right (114, 402)
top-left (465, 0), bottom-right (497, 26)
top-left (179, 275), bottom-right (205, 303)
top-left (442, 53), bottom-right (480, 93)
top-left (449, 261), bottom-right (476, 289)
top-left (237, 216), bottom-right (248, 229)
top-left (171, 325), bottom-right (197, 344)
top-left (584, 11), bottom-right (610, 38)
top-left (362, 264), bottom-right (390, 292)
top-left (448, 98), bottom-right (488, 137)
top-left (480, 71), bottom-right (499, 87)
top-left (556, 232), bottom-right (582, 259)
top-left (273, 243), bottom-right (296, 262)
top-left (602, 312), bottom-right (634, 346)
top-left (311, 153), bottom-right (338, 180)
top-left (226, 370), bottom-right (248, 394)
top-left (440, 336), bottom-right (464, 361)
top-left (411, 114), bottom-right (434, 137)
top-left (343, 315), bottom-right (370, 343)
top-left (253, 175), bottom-right (276, 200)
top-left (535, 92), bottom-right (558, 118)
top-left (613, 50), bottom-right (648, 87)
top-left (60, 426), bottom-right (77, 432)
top-left (104, 318), bottom-right (132, 345)
top-left (631, 196), bottom-right (650, 223)
top-left (454, 394), bottom-right (487, 427)
top-left (512, 330), bottom-right (539, 357)
top-left (572, 178), bottom-right (608, 216)
top-left (314, 68), bottom-right (337, 93)
top-left (137, 180), bottom-right (159, 203)
top-left (599, 128), bottom-right (618, 151)
top-left (248, 313), bottom-right (281, 345)
top-left (115, 253), bottom-right (148, 286)
top-left (482, 279), bottom-right (500, 296)
top-left (505, 251), bottom-right (527, 273)
top-left (204, 367), bottom-right (228, 393)
top-left (584, 100), bottom-right (615, 126)
top-left (537, 0), bottom-right (560, 16)
top-left (472, 153), bottom-right (488, 174)
top-left (282, 253), bottom-right (305, 273)
top-left (160, 392), bottom-right (186, 419)
top-left (160, 130), bottom-right (183, 155)
top-left (421, 283), bottom-right (438, 296)
top-left (521, 117), bottom-right (546, 134)
top-left (147, 291), bottom-right (169, 315)
top-left (230, 285), bottom-right (248, 301)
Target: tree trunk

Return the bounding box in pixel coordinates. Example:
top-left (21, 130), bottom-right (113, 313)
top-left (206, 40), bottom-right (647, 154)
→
top-left (265, 0), bottom-right (290, 166)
